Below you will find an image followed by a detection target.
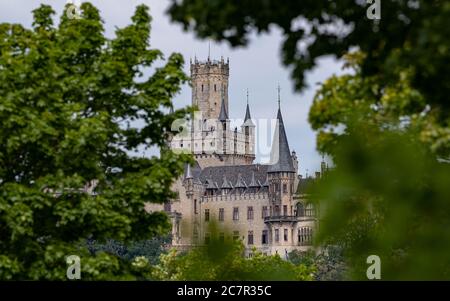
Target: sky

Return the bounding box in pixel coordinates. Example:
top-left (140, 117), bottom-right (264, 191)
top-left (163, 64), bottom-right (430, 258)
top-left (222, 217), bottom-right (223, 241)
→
top-left (0, 0), bottom-right (346, 177)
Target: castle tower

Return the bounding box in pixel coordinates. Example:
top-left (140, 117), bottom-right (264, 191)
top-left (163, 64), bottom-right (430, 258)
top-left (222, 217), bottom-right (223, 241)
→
top-left (266, 87), bottom-right (297, 254)
top-left (191, 57), bottom-right (229, 120)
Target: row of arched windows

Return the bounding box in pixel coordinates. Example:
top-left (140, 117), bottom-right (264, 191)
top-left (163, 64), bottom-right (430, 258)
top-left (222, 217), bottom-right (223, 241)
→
top-left (298, 227), bottom-right (313, 246)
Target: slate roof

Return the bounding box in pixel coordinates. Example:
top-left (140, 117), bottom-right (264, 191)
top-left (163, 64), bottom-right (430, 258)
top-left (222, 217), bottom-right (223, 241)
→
top-left (199, 164), bottom-right (269, 189)
top-left (248, 172), bottom-right (259, 187)
top-left (184, 161), bottom-right (202, 180)
top-left (267, 108), bottom-right (295, 173)
top-left (296, 178), bottom-right (314, 194)
top-left (218, 90), bottom-right (228, 122)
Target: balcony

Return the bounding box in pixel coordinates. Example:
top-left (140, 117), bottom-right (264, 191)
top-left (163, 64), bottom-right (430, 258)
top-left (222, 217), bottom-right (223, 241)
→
top-left (264, 215), bottom-right (299, 223)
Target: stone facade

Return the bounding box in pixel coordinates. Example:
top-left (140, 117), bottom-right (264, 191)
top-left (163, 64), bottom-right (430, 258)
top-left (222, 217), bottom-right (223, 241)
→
top-left (148, 57), bottom-right (320, 258)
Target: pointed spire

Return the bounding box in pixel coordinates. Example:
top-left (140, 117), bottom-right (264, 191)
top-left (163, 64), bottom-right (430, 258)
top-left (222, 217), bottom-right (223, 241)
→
top-left (244, 89), bottom-right (251, 121)
top-left (277, 84), bottom-right (281, 109)
top-left (184, 164), bottom-right (193, 179)
top-left (268, 89), bottom-right (295, 173)
top-left (249, 171), bottom-right (259, 187)
top-left (221, 175), bottom-right (231, 189)
top-left (243, 89), bottom-right (254, 127)
top-left (218, 86), bottom-right (228, 122)
top-left (208, 40), bottom-right (211, 61)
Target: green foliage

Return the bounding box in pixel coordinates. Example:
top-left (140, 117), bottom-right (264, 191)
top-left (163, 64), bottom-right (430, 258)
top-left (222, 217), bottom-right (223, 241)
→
top-left (288, 246), bottom-right (347, 281)
top-left (150, 239), bottom-right (315, 281)
top-left (87, 235), bottom-right (172, 265)
top-left (310, 126), bottom-right (450, 280)
top-left (0, 3), bottom-right (191, 280)
top-left (308, 53), bottom-right (450, 279)
top-left (168, 0), bottom-right (450, 122)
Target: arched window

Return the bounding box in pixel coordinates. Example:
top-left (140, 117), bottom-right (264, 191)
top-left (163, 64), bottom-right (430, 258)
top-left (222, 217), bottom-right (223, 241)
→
top-left (296, 202), bottom-right (305, 217)
top-left (298, 227), bottom-right (313, 246)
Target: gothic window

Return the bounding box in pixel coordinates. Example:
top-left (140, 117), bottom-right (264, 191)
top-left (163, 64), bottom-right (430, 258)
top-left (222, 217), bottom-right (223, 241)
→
top-left (204, 209), bottom-right (210, 222)
top-left (262, 230), bottom-right (268, 244)
top-left (233, 231), bottom-right (240, 241)
top-left (283, 205), bottom-right (288, 216)
top-left (201, 84), bottom-right (204, 92)
top-left (284, 229), bottom-right (288, 242)
top-left (194, 199), bottom-right (198, 214)
top-left (275, 229), bottom-right (279, 242)
top-left (283, 183), bottom-right (287, 194)
top-left (298, 227), bottom-right (313, 246)
top-left (247, 206), bottom-right (254, 220)
top-left (219, 208), bottom-right (224, 221)
top-left (274, 205), bottom-right (280, 216)
top-left (306, 203), bottom-right (315, 217)
top-left (163, 202), bottom-right (171, 212)
top-left (248, 231), bottom-right (254, 245)
top-left (233, 207), bottom-right (239, 221)
top-left (214, 84), bottom-right (217, 92)
top-left (262, 206), bottom-right (268, 219)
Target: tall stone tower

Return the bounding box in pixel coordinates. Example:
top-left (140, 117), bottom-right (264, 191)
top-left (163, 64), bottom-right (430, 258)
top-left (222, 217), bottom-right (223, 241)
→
top-left (191, 57), bottom-right (229, 120)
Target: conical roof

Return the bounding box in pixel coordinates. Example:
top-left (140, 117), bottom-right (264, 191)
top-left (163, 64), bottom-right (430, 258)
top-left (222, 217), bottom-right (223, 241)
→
top-left (218, 88), bottom-right (228, 122)
top-left (268, 108), bottom-right (295, 173)
top-left (242, 103), bottom-right (255, 127)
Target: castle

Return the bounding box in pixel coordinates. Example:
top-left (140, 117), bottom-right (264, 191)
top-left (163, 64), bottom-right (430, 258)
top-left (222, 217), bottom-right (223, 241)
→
top-left (146, 56), bottom-right (320, 257)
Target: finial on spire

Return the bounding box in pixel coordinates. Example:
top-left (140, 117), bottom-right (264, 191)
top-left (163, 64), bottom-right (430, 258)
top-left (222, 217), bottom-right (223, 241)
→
top-left (277, 84), bottom-right (281, 109)
top-left (208, 40), bottom-right (211, 61)
top-left (246, 88), bottom-right (249, 105)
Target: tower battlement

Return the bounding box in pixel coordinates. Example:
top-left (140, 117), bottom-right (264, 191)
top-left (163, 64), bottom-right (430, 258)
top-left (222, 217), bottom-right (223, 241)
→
top-left (190, 57), bottom-right (230, 120)
top-left (190, 57), bottom-right (229, 76)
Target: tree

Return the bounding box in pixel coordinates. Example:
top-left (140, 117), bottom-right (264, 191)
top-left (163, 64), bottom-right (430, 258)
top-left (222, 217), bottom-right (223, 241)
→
top-left (307, 54), bottom-right (450, 279)
top-left (0, 3), bottom-right (191, 280)
top-left (149, 238), bottom-right (315, 281)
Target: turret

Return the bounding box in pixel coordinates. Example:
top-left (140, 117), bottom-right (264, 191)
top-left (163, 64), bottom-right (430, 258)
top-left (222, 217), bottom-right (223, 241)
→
top-left (267, 86), bottom-right (296, 214)
top-left (241, 89), bottom-right (255, 159)
top-left (183, 164), bottom-right (194, 198)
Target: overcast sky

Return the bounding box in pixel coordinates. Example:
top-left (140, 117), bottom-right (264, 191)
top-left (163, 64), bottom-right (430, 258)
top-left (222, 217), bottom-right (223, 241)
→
top-left (0, 0), bottom-right (346, 176)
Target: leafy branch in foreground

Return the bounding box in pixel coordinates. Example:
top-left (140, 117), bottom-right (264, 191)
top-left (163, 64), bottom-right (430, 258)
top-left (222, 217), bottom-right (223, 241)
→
top-left (0, 3), bottom-right (191, 280)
